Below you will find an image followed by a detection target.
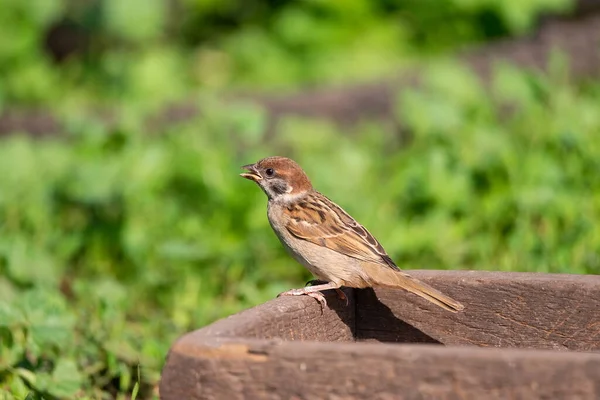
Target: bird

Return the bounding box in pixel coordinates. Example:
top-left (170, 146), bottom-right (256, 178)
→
top-left (240, 156), bottom-right (464, 312)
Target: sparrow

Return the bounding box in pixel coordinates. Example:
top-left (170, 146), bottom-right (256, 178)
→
top-left (240, 156), bottom-right (464, 312)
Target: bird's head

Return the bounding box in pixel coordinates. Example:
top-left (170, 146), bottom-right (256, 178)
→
top-left (240, 156), bottom-right (313, 200)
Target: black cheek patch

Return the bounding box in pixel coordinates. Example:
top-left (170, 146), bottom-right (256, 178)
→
top-left (271, 180), bottom-right (289, 195)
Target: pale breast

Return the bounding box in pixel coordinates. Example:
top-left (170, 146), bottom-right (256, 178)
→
top-left (267, 201), bottom-right (370, 287)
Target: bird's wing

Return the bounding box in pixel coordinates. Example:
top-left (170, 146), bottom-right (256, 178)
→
top-left (284, 192), bottom-right (398, 270)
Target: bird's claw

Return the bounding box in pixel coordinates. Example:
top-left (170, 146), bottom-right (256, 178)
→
top-left (284, 284), bottom-right (348, 307)
top-left (335, 289), bottom-right (349, 306)
top-left (278, 288), bottom-right (328, 313)
top-left (306, 292), bottom-right (327, 311)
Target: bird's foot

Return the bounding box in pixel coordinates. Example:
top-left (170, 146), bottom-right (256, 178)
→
top-left (278, 288), bottom-right (327, 311)
top-left (306, 280), bottom-right (348, 306)
top-left (335, 289), bottom-right (348, 306)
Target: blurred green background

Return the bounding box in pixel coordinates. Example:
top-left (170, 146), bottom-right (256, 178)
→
top-left (1, 0), bottom-right (600, 398)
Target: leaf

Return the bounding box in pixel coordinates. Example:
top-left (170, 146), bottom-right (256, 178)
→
top-left (20, 289), bottom-right (75, 352)
top-left (15, 368), bottom-right (37, 385)
top-left (0, 301), bottom-right (25, 327)
top-left (131, 381), bottom-right (140, 400)
top-left (7, 375), bottom-right (29, 399)
top-left (47, 359), bottom-right (83, 398)
top-left (104, 0), bottom-right (166, 42)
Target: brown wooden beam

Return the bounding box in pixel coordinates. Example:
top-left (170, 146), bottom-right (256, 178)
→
top-left (159, 271), bottom-right (600, 399)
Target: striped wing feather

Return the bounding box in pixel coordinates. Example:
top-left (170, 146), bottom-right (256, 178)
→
top-left (284, 192), bottom-right (398, 270)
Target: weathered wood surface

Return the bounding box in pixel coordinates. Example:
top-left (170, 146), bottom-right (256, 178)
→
top-left (160, 271), bottom-right (600, 399)
top-left (161, 339), bottom-right (600, 400)
top-left (357, 271), bottom-right (600, 351)
top-left (189, 287), bottom-right (354, 341)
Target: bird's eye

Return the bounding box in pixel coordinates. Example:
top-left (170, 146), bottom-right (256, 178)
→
top-left (265, 168), bottom-right (274, 177)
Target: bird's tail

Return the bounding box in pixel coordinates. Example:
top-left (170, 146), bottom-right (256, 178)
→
top-left (363, 264), bottom-right (464, 313)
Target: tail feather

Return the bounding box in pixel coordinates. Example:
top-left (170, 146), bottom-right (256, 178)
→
top-left (363, 264), bottom-right (464, 313)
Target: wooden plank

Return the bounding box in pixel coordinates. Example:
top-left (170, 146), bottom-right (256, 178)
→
top-left (160, 270), bottom-right (600, 398)
top-left (160, 338), bottom-right (600, 400)
top-left (356, 271), bottom-right (600, 351)
top-left (190, 287), bottom-right (354, 342)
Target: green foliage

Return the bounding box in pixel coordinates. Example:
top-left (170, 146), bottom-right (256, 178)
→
top-left (393, 61), bottom-right (600, 273)
top-left (0, 0), bottom-right (573, 105)
top-left (0, 0), bottom-right (593, 398)
top-left (1, 60), bottom-right (600, 397)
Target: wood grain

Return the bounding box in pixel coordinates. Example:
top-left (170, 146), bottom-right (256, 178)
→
top-left (159, 271), bottom-right (600, 399)
top-left (185, 287), bottom-right (354, 342)
top-left (357, 271), bottom-right (600, 351)
top-left (161, 338), bottom-right (600, 400)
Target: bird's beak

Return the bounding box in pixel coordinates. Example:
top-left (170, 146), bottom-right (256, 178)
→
top-left (240, 164), bottom-right (262, 182)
